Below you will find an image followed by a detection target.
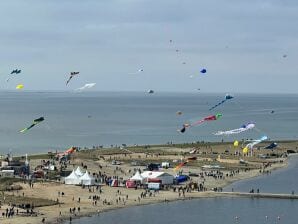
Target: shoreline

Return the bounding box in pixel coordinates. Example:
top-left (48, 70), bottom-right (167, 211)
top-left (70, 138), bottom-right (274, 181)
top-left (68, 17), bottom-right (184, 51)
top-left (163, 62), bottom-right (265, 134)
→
top-left (0, 143), bottom-right (294, 224)
top-left (58, 160), bottom-right (289, 224)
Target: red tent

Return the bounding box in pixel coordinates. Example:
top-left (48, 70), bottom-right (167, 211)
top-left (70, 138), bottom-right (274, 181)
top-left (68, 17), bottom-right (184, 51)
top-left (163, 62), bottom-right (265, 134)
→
top-left (125, 180), bottom-right (136, 188)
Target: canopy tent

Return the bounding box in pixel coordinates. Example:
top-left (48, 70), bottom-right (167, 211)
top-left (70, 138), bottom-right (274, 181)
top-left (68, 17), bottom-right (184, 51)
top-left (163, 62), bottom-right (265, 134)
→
top-left (129, 171), bottom-right (144, 183)
top-left (79, 171), bottom-right (95, 186)
top-left (141, 171), bottom-right (174, 185)
top-left (65, 170), bottom-right (80, 185)
top-left (75, 166), bottom-right (84, 177)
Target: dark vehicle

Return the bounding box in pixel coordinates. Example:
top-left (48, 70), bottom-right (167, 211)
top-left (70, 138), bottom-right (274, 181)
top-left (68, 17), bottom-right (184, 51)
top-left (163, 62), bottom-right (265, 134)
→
top-left (146, 163), bottom-right (160, 171)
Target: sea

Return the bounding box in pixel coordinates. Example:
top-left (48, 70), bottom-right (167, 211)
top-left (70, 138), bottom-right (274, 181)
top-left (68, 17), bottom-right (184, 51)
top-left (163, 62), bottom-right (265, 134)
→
top-left (72, 154), bottom-right (298, 224)
top-left (0, 91), bottom-right (297, 156)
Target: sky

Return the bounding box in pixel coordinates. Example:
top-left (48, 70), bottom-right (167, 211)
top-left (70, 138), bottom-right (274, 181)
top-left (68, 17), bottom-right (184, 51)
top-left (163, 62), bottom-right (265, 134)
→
top-left (0, 0), bottom-right (298, 93)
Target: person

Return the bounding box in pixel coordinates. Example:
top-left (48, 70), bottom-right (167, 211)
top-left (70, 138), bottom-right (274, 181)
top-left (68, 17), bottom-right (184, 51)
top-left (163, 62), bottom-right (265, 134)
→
top-left (42, 218), bottom-right (45, 223)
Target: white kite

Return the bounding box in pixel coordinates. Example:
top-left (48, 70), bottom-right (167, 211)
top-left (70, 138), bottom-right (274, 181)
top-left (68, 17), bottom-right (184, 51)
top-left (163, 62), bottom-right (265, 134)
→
top-left (214, 122), bottom-right (255, 135)
top-left (245, 135), bottom-right (268, 150)
top-left (76, 83), bottom-right (96, 91)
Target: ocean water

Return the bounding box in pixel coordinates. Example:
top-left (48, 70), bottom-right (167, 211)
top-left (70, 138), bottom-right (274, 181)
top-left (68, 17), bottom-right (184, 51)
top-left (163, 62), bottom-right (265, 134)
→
top-left (72, 155), bottom-right (298, 224)
top-left (0, 91), bottom-right (297, 155)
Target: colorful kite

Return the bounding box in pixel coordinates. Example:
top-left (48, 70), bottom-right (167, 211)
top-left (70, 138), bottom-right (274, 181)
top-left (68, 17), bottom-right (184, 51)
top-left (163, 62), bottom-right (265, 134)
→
top-left (20, 117), bottom-right (44, 133)
top-left (16, 84), bottom-right (24, 90)
top-left (7, 69), bottom-right (21, 82)
top-left (214, 122), bottom-right (255, 135)
top-left (76, 83), bottom-right (96, 91)
top-left (209, 94), bottom-right (234, 111)
top-left (174, 157), bottom-right (197, 171)
top-left (179, 113), bottom-right (222, 133)
top-left (66, 72), bottom-right (79, 85)
top-left (233, 140), bottom-right (239, 147)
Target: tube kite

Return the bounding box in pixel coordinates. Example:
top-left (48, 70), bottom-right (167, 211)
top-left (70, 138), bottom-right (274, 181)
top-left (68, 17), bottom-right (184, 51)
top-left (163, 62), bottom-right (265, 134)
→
top-left (214, 122), bottom-right (255, 135)
top-left (245, 135), bottom-right (268, 150)
top-left (174, 157), bottom-right (197, 171)
top-left (179, 113), bottom-right (222, 133)
top-left (66, 72), bottom-right (79, 85)
top-left (20, 117), bottom-right (44, 133)
top-left (209, 94), bottom-right (234, 111)
top-left (76, 83), bottom-right (96, 91)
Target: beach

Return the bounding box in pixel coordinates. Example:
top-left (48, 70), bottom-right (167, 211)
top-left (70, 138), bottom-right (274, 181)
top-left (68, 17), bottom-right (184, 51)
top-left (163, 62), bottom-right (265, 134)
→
top-left (0, 141), bottom-right (294, 224)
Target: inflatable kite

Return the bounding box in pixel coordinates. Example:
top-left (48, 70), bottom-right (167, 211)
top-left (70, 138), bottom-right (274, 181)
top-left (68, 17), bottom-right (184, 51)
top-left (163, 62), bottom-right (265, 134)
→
top-left (66, 72), bottom-right (79, 85)
top-left (179, 113), bottom-right (222, 133)
top-left (20, 117), bottom-right (45, 133)
top-left (174, 157), bottom-right (197, 171)
top-left (214, 122), bottom-right (255, 135)
top-left (264, 142), bottom-right (278, 149)
top-left (200, 69), bottom-right (207, 74)
top-left (16, 84), bottom-right (24, 90)
top-left (209, 94), bottom-right (233, 111)
top-left (233, 140), bottom-right (239, 147)
top-left (245, 136), bottom-right (268, 150)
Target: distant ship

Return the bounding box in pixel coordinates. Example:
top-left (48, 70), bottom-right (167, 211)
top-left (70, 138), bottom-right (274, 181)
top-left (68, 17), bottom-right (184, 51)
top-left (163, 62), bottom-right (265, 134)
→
top-left (148, 90), bottom-right (154, 94)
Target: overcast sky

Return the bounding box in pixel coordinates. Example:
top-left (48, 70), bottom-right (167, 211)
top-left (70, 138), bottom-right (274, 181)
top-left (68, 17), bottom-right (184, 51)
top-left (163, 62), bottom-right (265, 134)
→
top-left (0, 0), bottom-right (297, 93)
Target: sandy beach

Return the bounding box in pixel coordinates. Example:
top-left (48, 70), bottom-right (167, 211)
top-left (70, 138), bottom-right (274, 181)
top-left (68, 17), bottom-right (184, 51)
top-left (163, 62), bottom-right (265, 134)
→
top-left (0, 141), bottom-right (295, 224)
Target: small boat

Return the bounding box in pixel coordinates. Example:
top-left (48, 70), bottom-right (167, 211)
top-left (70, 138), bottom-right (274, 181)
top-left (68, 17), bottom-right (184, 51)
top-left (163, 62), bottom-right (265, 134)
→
top-left (148, 90), bottom-right (154, 94)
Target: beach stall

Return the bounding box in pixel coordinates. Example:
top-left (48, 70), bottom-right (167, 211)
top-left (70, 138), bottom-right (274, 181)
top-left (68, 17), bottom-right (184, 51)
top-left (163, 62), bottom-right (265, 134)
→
top-left (64, 170), bottom-right (80, 185)
top-left (175, 175), bottom-right (189, 184)
top-left (79, 171), bottom-right (95, 186)
top-left (141, 171), bottom-right (174, 185)
top-left (125, 180), bottom-right (136, 188)
top-left (74, 166), bottom-right (84, 177)
top-left (129, 171), bottom-right (144, 184)
top-left (110, 179), bottom-right (119, 187)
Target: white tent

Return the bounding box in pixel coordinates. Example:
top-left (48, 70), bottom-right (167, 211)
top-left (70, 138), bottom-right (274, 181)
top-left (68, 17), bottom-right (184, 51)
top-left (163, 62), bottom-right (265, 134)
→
top-left (141, 171), bottom-right (174, 185)
top-left (130, 171), bottom-right (144, 183)
top-left (79, 171), bottom-right (95, 186)
top-left (65, 170), bottom-right (80, 185)
top-left (75, 166), bottom-right (84, 177)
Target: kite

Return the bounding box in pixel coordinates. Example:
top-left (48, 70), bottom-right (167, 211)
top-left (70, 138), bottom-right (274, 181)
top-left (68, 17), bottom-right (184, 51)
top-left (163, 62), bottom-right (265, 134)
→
top-left (200, 69), bottom-right (207, 74)
top-left (129, 69), bottom-right (144, 75)
top-left (174, 157), bottom-right (197, 171)
top-left (76, 83), bottom-right (96, 91)
top-left (176, 111), bottom-right (183, 116)
top-left (11, 69), bottom-right (21, 74)
top-left (16, 84), bottom-right (24, 90)
top-left (264, 142), bottom-right (278, 149)
top-left (66, 72), bottom-right (79, 85)
top-left (214, 122), bottom-right (255, 135)
top-left (20, 117), bottom-right (44, 133)
top-left (179, 113), bottom-right (222, 133)
top-left (233, 140), bottom-right (239, 147)
top-left (245, 136), bottom-right (268, 150)
top-left (6, 69), bottom-right (21, 82)
top-left (209, 94), bottom-right (234, 111)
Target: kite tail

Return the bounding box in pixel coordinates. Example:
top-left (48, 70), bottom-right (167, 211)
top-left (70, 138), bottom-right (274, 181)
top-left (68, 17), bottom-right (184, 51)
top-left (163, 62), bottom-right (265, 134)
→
top-left (209, 99), bottom-right (226, 111)
top-left (174, 162), bottom-right (187, 171)
top-left (191, 119), bottom-right (205, 126)
top-left (20, 128), bottom-right (28, 133)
